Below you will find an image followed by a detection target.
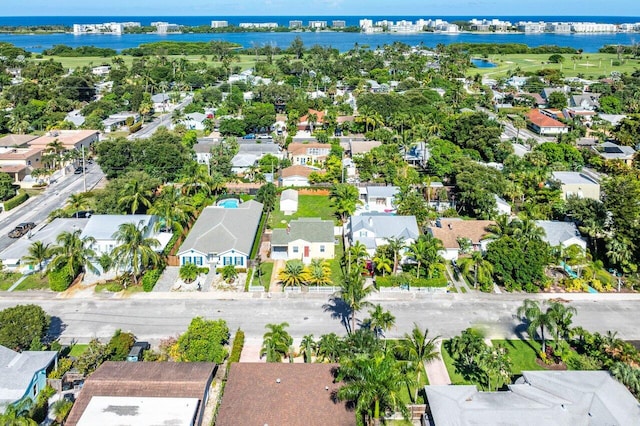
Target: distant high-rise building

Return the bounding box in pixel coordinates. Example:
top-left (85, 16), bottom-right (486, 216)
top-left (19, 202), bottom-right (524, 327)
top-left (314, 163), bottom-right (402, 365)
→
top-left (211, 20), bottom-right (229, 28)
top-left (308, 20), bottom-right (327, 29)
top-left (289, 20), bottom-right (303, 29)
top-left (332, 20), bottom-right (346, 28)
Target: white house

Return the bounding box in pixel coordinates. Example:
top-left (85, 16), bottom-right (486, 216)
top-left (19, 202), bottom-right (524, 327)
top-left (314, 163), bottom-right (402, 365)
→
top-left (81, 215), bottom-right (170, 257)
top-left (535, 221), bottom-right (587, 250)
top-left (280, 165), bottom-right (321, 187)
top-left (280, 189), bottom-right (299, 215)
top-left (494, 195), bottom-right (512, 216)
top-left (177, 200), bottom-right (263, 268)
top-left (349, 214), bottom-right (420, 257)
top-left (357, 186), bottom-right (399, 214)
top-left (176, 112), bottom-right (207, 131)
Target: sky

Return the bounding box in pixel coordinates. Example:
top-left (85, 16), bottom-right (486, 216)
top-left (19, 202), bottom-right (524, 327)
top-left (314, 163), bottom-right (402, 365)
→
top-left (3, 0), bottom-right (640, 17)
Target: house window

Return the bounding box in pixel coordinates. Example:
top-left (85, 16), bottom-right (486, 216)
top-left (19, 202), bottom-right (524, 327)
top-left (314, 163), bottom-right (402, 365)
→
top-left (320, 245), bottom-right (325, 253)
top-left (235, 257), bottom-right (244, 266)
top-left (293, 246), bottom-right (299, 253)
top-left (182, 257), bottom-right (191, 265)
top-left (359, 231), bottom-right (367, 237)
top-left (223, 257), bottom-right (232, 265)
top-left (195, 257), bottom-right (203, 266)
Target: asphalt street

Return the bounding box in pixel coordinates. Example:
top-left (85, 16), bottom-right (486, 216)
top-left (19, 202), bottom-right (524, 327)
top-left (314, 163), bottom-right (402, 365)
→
top-left (129, 96), bottom-right (193, 140)
top-left (0, 293), bottom-right (637, 344)
top-left (0, 164), bottom-right (105, 252)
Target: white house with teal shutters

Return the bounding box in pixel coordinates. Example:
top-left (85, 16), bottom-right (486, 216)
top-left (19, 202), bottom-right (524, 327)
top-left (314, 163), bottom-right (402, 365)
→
top-left (0, 345), bottom-right (57, 413)
top-left (177, 200), bottom-right (263, 269)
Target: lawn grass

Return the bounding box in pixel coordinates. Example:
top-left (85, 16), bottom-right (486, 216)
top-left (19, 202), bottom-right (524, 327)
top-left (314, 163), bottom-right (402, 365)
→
top-left (440, 341), bottom-right (473, 385)
top-left (252, 261), bottom-right (274, 287)
top-left (466, 53), bottom-right (640, 79)
top-left (329, 240), bottom-right (345, 286)
top-left (398, 363), bottom-right (429, 405)
top-left (68, 344), bottom-right (89, 358)
top-left (493, 339), bottom-right (544, 374)
top-left (269, 195), bottom-right (337, 229)
top-left (0, 272), bottom-right (21, 291)
top-left (15, 274), bottom-right (49, 291)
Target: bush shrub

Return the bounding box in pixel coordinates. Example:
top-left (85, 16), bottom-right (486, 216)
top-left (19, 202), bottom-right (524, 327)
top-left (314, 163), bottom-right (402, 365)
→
top-left (49, 357), bottom-right (73, 379)
top-left (129, 121), bottom-right (143, 133)
top-left (48, 268), bottom-right (73, 292)
top-left (142, 269), bottom-right (162, 292)
top-left (227, 329), bottom-right (245, 373)
top-left (4, 191), bottom-right (29, 211)
top-left (107, 329), bottom-right (135, 361)
top-left (375, 274), bottom-right (447, 288)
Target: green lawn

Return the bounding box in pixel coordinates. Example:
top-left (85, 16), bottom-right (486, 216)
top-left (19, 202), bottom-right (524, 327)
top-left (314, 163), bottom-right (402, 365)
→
top-left (441, 342), bottom-right (473, 385)
top-left (493, 340), bottom-right (544, 374)
top-left (467, 53), bottom-right (640, 79)
top-left (68, 344), bottom-right (89, 358)
top-left (0, 272), bottom-right (21, 291)
top-left (252, 261), bottom-right (274, 287)
top-left (15, 274), bottom-right (50, 291)
top-left (329, 240), bottom-right (345, 286)
top-left (269, 195), bottom-right (337, 229)
top-left (398, 363), bottom-right (429, 405)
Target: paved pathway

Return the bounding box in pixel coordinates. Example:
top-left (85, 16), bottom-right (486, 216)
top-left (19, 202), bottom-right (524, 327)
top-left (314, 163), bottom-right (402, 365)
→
top-left (153, 266), bottom-right (179, 292)
top-left (446, 264), bottom-right (471, 293)
top-left (424, 340), bottom-right (451, 385)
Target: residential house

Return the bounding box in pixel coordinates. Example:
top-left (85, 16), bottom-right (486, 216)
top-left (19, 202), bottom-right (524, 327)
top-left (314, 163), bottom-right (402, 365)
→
top-left (176, 112), bottom-right (207, 131)
top-left (271, 218), bottom-right (335, 262)
top-left (0, 218), bottom-right (89, 272)
top-left (231, 154), bottom-right (258, 174)
top-left (495, 195), bottom-right (512, 216)
top-left (593, 141), bottom-right (636, 166)
top-left (287, 142), bottom-right (332, 166)
top-left (177, 200), bottom-right (263, 268)
top-left (349, 214), bottom-right (420, 257)
top-left (216, 363), bottom-right (355, 426)
top-left (237, 141), bottom-right (283, 160)
top-left (340, 139), bottom-right (382, 156)
top-left (102, 112), bottom-right (140, 133)
top-left (28, 130), bottom-right (99, 152)
top-left (358, 186), bottom-right (399, 214)
top-left (428, 219), bottom-right (495, 261)
top-left (66, 361), bottom-right (216, 426)
top-left (551, 171), bottom-right (600, 200)
top-left (280, 165), bottom-right (322, 187)
top-left (570, 93), bottom-right (600, 110)
top-left (597, 114), bottom-right (627, 127)
top-left (81, 215), bottom-right (169, 256)
top-left (151, 93), bottom-right (172, 112)
top-left (0, 147), bottom-right (44, 183)
top-left (65, 110), bottom-right (86, 127)
top-left (193, 142), bottom-right (217, 166)
top-left (0, 134), bottom-right (38, 149)
top-left (279, 189), bottom-right (298, 215)
top-left (0, 345), bottom-right (57, 413)
top-left (297, 109), bottom-right (326, 132)
top-left (526, 109), bottom-right (569, 135)
top-left (424, 371), bottom-right (640, 426)
top-left (541, 87), bottom-right (568, 104)
top-left (535, 220), bottom-right (587, 250)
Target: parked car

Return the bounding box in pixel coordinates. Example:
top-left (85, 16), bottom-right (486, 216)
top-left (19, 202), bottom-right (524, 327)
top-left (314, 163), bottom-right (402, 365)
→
top-left (8, 222), bottom-right (36, 238)
top-left (127, 341), bottom-right (150, 362)
top-left (242, 133), bottom-right (256, 139)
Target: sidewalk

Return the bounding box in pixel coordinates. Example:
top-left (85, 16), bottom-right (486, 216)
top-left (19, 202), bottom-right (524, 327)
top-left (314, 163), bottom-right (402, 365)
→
top-left (424, 340), bottom-right (451, 385)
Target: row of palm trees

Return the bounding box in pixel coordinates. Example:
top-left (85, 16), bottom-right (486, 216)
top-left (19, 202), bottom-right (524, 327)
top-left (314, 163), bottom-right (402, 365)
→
top-left (277, 258), bottom-right (332, 288)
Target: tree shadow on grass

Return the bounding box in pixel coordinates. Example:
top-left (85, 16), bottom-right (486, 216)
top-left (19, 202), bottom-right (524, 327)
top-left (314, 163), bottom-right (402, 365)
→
top-left (513, 320), bottom-right (539, 353)
top-left (323, 296), bottom-right (352, 334)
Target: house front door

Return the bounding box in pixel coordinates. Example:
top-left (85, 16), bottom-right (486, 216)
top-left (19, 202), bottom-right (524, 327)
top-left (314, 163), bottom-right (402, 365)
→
top-left (304, 246), bottom-right (310, 258)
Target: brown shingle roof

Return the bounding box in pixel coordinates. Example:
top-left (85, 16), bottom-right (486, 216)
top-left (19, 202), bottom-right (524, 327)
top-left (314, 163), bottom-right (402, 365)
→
top-left (429, 219), bottom-right (495, 249)
top-left (280, 165), bottom-right (322, 178)
top-left (216, 363), bottom-right (355, 426)
top-left (66, 361), bottom-right (216, 426)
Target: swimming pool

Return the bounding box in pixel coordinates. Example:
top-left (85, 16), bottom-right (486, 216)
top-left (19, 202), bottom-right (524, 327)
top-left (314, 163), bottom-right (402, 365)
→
top-left (217, 198), bottom-right (240, 209)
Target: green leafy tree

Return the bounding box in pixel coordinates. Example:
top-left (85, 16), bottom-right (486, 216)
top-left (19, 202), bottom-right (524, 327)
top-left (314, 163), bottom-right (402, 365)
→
top-left (221, 264), bottom-right (238, 283)
top-left (106, 329), bottom-right (136, 361)
top-left (396, 324), bottom-right (440, 402)
top-left (458, 251), bottom-right (494, 291)
top-left (0, 398), bottom-right (37, 425)
top-left (177, 317), bottom-right (230, 363)
top-left (118, 179), bottom-right (155, 214)
top-left (179, 263), bottom-right (200, 284)
top-left (334, 270), bottom-right (373, 334)
top-left (299, 334), bottom-right (316, 363)
top-left (76, 338), bottom-right (108, 375)
top-left (307, 258), bottom-right (332, 286)
top-left (256, 183), bottom-right (277, 213)
top-left (0, 305), bottom-right (50, 351)
top-left (372, 253), bottom-right (392, 276)
top-left (385, 236), bottom-right (406, 275)
top-left (407, 234), bottom-right (445, 279)
top-left (111, 222), bottom-right (160, 286)
top-left (48, 229), bottom-right (98, 278)
top-left (330, 183), bottom-right (360, 223)
top-left (516, 300), bottom-right (557, 353)
top-left (261, 322), bottom-right (293, 362)
top-left (0, 172), bottom-right (16, 200)
top-left (364, 304), bottom-right (396, 338)
top-left (316, 333), bottom-right (345, 363)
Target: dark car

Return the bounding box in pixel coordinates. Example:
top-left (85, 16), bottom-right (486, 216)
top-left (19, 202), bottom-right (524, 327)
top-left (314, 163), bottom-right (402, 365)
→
top-left (8, 222), bottom-right (35, 238)
top-left (74, 167), bottom-right (84, 174)
top-left (127, 341), bottom-right (150, 362)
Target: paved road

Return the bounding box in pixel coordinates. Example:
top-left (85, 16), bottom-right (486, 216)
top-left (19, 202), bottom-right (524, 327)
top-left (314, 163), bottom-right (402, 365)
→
top-left (0, 164), bottom-right (105, 252)
top-left (129, 96), bottom-right (193, 140)
top-left (0, 293), bottom-right (638, 344)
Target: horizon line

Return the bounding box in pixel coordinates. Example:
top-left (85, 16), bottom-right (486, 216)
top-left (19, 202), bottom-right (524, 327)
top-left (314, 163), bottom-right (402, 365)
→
top-left (3, 14), bottom-right (640, 18)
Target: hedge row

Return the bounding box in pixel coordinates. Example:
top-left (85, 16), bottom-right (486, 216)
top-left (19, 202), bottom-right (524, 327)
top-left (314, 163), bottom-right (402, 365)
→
top-left (227, 329), bottom-right (245, 374)
top-left (129, 121), bottom-right (143, 134)
top-left (49, 268), bottom-right (74, 292)
top-left (142, 269), bottom-right (162, 292)
top-left (375, 274), bottom-right (448, 288)
top-left (4, 191), bottom-right (29, 211)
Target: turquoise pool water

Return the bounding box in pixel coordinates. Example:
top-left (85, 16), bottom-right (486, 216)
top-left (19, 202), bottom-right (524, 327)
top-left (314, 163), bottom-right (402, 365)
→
top-left (218, 199), bottom-right (240, 208)
top-left (587, 286), bottom-right (598, 294)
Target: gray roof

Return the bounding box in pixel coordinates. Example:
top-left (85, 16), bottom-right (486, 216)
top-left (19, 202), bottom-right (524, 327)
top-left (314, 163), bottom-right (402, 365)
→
top-left (425, 371), bottom-right (640, 426)
top-left (0, 345), bottom-right (57, 409)
top-left (0, 218), bottom-right (89, 263)
top-left (280, 189), bottom-right (298, 203)
top-left (151, 93), bottom-right (170, 103)
top-left (232, 154), bottom-right (257, 168)
top-left (598, 114), bottom-right (627, 126)
top-left (551, 172), bottom-right (599, 186)
top-left (535, 220), bottom-right (585, 247)
top-left (271, 218), bottom-right (334, 246)
top-left (193, 143), bottom-right (215, 154)
top-left (366, 186), bottom-right (399, 199)
top-left (350, 214), bottom-right (419, 241)
top-left (595, 142), bottom-right (636, 160)
top-left (237, 143), bottom-right (281, 155)
top-left (185, 112), bottom-right (206, 123)
top-left (81, 215), bottom-right (155, 241)
top-left (178, 200), bottom-right (263, 256)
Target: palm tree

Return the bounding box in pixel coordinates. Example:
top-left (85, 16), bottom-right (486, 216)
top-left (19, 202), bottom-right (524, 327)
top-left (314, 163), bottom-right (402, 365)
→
top-left (299, 334), bottom-right (316, 363)
top-left (485, 214), bottom-right (513, 240)
top-left (458, 251), bottom-right (493, 290)
top-left (407, 234), bottom-right (445, 279)
top-left (330, 183), bottom-right (361, 223)
top-left (516, 299), bottom-right (556, 354)
top-left (179, 263), bottom-right (200, 284)
top-left (180, 163), bottom-right (213, 196)
top-left (278, 260), bottom-right (309, 289)
top-left (372, 253), bottom-right (392, 277)
top-left (366, 304), bottom-right (395, 338)
top-left (221, 264), bottom-right (238, 283)
top-left (336, 351), bottom-right (412, 425)
top-left (513, 219), bottom-right (545, 244)
top-left (334, 270), bottom-right (373, 334)
top-left (307, 258), bottom-right (332, 286)
top-left (547, 302), bottom-right (577, 345)
top-left (348, 241), bottom-right (369, 270)
top-left (261, 322), bottom-right (293, 362)
top-left (67, 192), bottom-right (89, 217)
top-left (385, 236), bottom-right (406, 275)
top-left (149, 186), bottom-right (194, 236)
top-left (0, 398), bottom-right (37, 425)
top-left (118, 179), bottom-right (154, 214)
top-left (22, 241), bottom-right (52, 277)
top-left (396, 323), bottom-right (440, 403)
top-left (110, 222), bottom-right (160, 286)
top-left (316, 333), bottom-right (344, 363)
top-left (49, 229), bottom-right (98, 277)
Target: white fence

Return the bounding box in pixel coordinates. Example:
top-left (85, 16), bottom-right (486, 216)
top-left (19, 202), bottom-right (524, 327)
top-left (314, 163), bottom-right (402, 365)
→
top-left (248, 286), bottom-right (265, 292)
top-left (379, 287), bottom-right (447, 293)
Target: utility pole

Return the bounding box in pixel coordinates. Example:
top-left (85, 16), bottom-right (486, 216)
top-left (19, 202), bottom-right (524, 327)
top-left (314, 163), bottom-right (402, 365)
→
top-left (82, 145), bottom-right (86, 193)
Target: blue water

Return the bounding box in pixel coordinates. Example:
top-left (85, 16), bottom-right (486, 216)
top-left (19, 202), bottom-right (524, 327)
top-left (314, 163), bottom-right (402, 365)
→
top-left (471, 58), bottom-right (497, 68)
top-left (587, 286), bottom-right (599, 293)
top-left (217, 199), bottom-right (239, 208)
top-left (1, 16), bottom-right (639, 53)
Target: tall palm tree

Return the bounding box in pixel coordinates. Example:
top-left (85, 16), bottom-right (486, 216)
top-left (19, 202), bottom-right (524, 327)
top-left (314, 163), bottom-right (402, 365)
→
top-left (299, 334), bottom-right (316, 363)
top-left (366, 304), bottom-right (395, 338)
top-left (149, 185), bottom-right (194, 235)
top-left (306, 258), bottom-right (332, 286)
top-left (396, 324), bottom-right (440, 403)
top-left (118, 179), bottom-right (154, 214)
top-left (348, 241), bottom-right (369, 270)
top-left (513, 219), bottom-right (545, 244)
top-left (407, 234), bottom-right (445, 279)
top-left (49, 229), bottom-right (98, 277)
top-left (516, 299), bottom-right (556, 353)
top-left (110, 222), bottom-right (160, 286)
top-left (330, 183), bottom-right (361, 223)
top-left (260, 322), bottom-right (293, 362)
top-left (67, 192), bottom-right (89, 217)
top-left (316, 333), bottom-right (344, 363)
top-left (547, 302), bottom-right (577, 345)
top-left (458, 251), bottom-right (494, 290)
top-left (372, 253), bottom-right (392, 277)
top-left (180, 163), bottom-right (213, 196)
top-left (22, 241), bottom-right (52, 277)
top-left (334, 270), bottom-right (373, 334)
top-left (485, 214), bottom-right (513, 240)
top-left (278, 260), bottom-right (309, 289)
top-left (385, 236), bottom-right (406, 275)
top-left (0, 398), bottom-right (37, 425)
top-left (336, 352), bottom-right (412, 425)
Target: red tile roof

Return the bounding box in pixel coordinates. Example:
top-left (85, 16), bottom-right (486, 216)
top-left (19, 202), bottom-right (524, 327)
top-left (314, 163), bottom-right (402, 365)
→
top-left (527, 109), bottom-right (567, 128)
